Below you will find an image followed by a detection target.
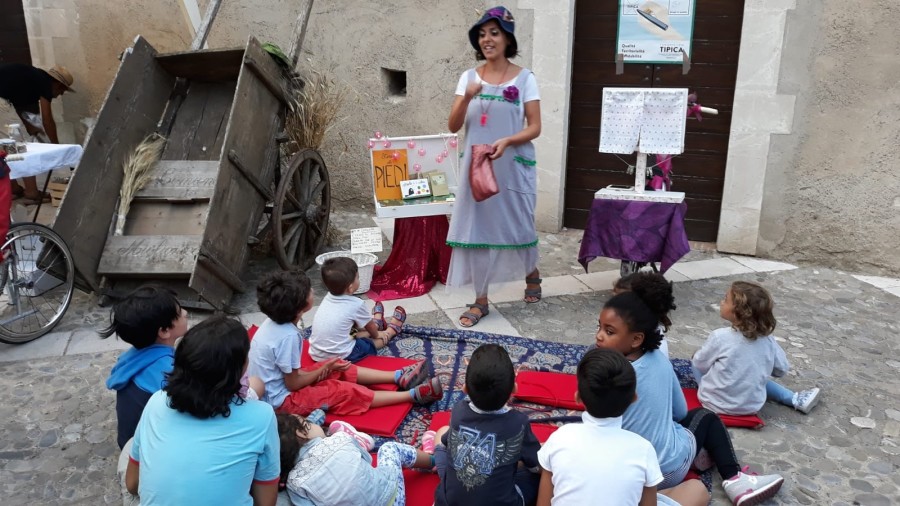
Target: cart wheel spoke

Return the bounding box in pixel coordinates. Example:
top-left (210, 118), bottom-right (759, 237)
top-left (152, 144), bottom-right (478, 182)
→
top-left (272, 149), bottom-right (331, 270)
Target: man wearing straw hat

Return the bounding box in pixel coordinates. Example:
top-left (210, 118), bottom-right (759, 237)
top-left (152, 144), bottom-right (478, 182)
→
top-left (0, 63), bottom-right (75, 204)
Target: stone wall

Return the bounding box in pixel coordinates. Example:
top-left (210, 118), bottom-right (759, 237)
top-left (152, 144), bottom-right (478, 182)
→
top-left (759, 0), bottom-right (900, 275)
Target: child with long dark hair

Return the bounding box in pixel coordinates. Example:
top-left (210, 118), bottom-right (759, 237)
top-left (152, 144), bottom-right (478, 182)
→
top-left (595, 288), bottom-right (785, 506)
top-left (693, 281), bottom-right (821, 415)
top-left (124, 315), bottom-right (280, 506)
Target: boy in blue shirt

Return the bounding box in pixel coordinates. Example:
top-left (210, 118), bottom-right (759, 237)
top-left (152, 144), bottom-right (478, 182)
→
top-left (102, 285), bottom-right (188, 449)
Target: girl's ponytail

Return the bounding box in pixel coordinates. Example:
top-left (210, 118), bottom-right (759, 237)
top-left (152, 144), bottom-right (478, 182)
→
top-left (629, 273), bottom-right (677, 331)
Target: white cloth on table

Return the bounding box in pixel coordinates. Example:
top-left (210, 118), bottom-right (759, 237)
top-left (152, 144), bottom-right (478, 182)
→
top-left (6, 142), bottom-right (82, 178)
top-left (599, 88), bottom-right (687, 155)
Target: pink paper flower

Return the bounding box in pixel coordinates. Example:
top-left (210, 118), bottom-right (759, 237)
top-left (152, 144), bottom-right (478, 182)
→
top-left (503, 85), bottom-right (519, 103)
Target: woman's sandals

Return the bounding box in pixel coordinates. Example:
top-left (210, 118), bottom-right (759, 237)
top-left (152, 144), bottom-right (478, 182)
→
top-left (524, 277), bottom-right (542, 303)
top-left (459, 302), bottom-right (490, 328)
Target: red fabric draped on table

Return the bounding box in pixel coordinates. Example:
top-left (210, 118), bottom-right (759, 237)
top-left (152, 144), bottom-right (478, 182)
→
top-left (367, 216), bottom-right (452, 300)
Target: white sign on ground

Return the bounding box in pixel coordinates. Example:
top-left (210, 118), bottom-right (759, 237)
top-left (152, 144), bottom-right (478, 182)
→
top-left (350, 227), bottom-right (383, 253)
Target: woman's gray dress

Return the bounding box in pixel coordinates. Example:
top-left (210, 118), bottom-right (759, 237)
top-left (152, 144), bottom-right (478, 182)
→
top-left (446, 68), bottom-right (539, 296)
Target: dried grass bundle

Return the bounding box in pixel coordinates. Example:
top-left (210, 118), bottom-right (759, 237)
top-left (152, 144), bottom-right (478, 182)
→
top-left (114, 133), bottom-right (166, 235)
top-left (284, 68), bottom-right (347, 150)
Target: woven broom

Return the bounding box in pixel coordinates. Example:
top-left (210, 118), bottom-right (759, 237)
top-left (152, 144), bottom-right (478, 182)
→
top-left (114, 133), bottom-right (166, 235)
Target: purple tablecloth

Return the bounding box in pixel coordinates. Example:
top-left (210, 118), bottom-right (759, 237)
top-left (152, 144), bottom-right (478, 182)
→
top-left (578, 199), bottom-right (690, 273)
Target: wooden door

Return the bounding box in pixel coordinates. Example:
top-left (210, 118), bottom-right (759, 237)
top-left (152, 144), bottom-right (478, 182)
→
top-left (564, 0), bottom-right (744, 242)
top-left (0, 1), bottom-right (31, 64)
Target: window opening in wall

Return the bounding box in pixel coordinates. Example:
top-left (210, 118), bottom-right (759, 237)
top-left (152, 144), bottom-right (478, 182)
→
top-left (381, 68), bottom-right (407, 98)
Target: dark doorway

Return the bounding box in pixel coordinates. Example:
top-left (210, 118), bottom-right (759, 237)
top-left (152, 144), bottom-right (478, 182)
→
top-left (564, 0), bottom-right (744, 242)
top-left (0, 1), bottom-right (32, 65)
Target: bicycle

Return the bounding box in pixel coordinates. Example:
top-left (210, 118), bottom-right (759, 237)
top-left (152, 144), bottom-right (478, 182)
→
top-left (0, 221), bottom-right (75, 345)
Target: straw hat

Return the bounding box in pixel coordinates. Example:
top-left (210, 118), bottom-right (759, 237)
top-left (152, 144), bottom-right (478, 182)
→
top-left (45, 65), bottom-right (75, 92)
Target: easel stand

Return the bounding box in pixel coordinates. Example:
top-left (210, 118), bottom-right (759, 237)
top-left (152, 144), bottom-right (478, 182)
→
top-left (634, 151), bottom-right (647, 194)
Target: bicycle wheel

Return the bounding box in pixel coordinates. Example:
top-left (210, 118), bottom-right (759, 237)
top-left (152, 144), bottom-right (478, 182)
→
top-left (0, 223), bottom-right (75, 344)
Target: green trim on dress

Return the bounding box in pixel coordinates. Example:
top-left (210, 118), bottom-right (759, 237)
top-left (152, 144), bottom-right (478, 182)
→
top-left (446, 239), bottom-right (539, 250)
top-left (514, 156), bottom-right (536, 166)
top-left (476, 93), bottom-right (520, 106)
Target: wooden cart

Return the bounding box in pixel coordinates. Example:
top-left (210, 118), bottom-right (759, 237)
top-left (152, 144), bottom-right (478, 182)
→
top-left (54, 4), bottom-right (329, 309)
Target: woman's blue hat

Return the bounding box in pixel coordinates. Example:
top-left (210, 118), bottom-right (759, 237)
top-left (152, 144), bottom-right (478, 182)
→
top-left (468, 6), bottom-right (516, 52)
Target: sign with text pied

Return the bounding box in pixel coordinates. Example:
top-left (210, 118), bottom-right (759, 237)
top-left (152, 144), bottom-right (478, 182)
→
top-left (369, 133), bottom-right (460, 218)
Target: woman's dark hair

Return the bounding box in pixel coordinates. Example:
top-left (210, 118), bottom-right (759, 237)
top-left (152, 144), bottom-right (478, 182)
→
top-left (276, 413), bottom-right (315, 485)
top-left (629, 272), bottom-right (677, 331)
top-left (165, 315), bottom-right (248, 419)
top-left (729, 281), bottom-right (776, 339)
top-left (474, 21), bottom-right (519, 60)
top-left (604, 292), bottom-right (664, 352)
top-left (577, 348), bottom-right (636, 418)
top-left (257, 269), bottom-right (312, 324)
top-left (98, 285), bottom-right (181, 348)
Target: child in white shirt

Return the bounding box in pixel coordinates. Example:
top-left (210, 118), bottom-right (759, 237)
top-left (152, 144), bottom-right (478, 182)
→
top-left (310, 257), bottom-right (406, 363)
top-left (537, 348), bottom-right (709, 506)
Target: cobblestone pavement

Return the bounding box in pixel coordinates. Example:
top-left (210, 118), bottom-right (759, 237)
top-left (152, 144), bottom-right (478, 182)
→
top-left (0, 211), bottom-right (898, 504)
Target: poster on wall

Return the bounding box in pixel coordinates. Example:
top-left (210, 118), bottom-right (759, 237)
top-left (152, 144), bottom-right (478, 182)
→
top-left (616, 0), bottom-right (696, 63)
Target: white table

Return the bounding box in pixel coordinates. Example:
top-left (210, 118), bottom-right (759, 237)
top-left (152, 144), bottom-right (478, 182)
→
top-left (6, 142), bottom-right (83, 179)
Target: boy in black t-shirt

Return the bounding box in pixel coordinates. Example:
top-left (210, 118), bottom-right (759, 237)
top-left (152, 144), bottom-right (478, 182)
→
top-left (432, 344), bottom-right (541, 506)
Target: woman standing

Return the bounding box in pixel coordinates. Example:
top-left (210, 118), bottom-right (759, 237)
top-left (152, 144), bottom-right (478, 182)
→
top-left (124, 315), bottom-right (280, 506)
top-left (446, 6), bottom-right (542, 327)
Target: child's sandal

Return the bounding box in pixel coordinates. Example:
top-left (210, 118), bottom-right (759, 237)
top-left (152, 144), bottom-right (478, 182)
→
top-left (386, 306), bottom-right (406, 337)
top-left (372, 301), bottom-right (386, 331)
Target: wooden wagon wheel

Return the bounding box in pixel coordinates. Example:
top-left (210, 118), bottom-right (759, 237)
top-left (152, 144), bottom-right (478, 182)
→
top-left (272, 149), bottom-right (331, 270)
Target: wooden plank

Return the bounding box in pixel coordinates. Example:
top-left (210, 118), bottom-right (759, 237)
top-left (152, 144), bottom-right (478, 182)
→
top-left (98, 236), bottom-right (201, 276)
top-left (122, 202), bottom-right (209, 236)
top-left (155, 47), bottom-right (244, 82)
top-left (161, 83), bottom-right (210, 160)
top-left (53, 37), bottom-right (176, 292)
top-left (198, 249), bottom-right (246, 293)
top-left (191, 0), bottom-right (222, 50)
top-left (288, 0), bottom-right (315, 66)
top-left (227, 149), bottom-right (273, 200)
top-left (244, 55), bottom-right (290, 105)
top-left (134, 160), bottom-right (219, 201)
top-left (190, 37), bottom-right (283, 308)
top-left (188, 82), bottom-right (235, 160)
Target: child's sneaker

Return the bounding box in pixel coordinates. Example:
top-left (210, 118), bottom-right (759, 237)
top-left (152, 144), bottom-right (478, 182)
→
top-left (692, 448), bottom-right (713, 472)
top-left (792, 387), bottom-right (821, 414)
top-left (397, 360), bottom-right (429, 390)
top-left (412, 377), bottom-right (444, 404)
top-left (307, 408), bottom-right (327, 427)
top-left (723, 467), bottom-right (784, 506)
top-left (421, 430), bottom-right (437, 454)
top-left (328, 421), bottom-right (375, 451)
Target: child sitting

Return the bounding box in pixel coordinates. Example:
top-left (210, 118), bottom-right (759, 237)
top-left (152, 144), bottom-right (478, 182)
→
top-left (248, 269), bottom-right (443, 418)
top-left (537, 348), bottom-right (709, 506)
top-left (693, 281), bottom-right (821, 415)
top-left (430, 344), bottom-right (541, 506)
top-left (309, 256), bottom-right (406, 363)
top-left (595, 288), bottom-right (785, 506)
top-left (102, 285), bottom-right (188, 450)
top-left (612, 272), bottom-right (675, 357)
top-left (277, 414), bottom-right (434, 505)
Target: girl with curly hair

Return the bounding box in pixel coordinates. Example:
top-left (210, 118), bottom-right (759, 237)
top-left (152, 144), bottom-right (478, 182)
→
top-left (595, 288), bottom-right (785, 505)
top-left (611, 272), bottom-right (676, 357)
top-left (692, 281), bottom-right (821, 415)
top-left (124, 315), bottom-right (280, 506)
